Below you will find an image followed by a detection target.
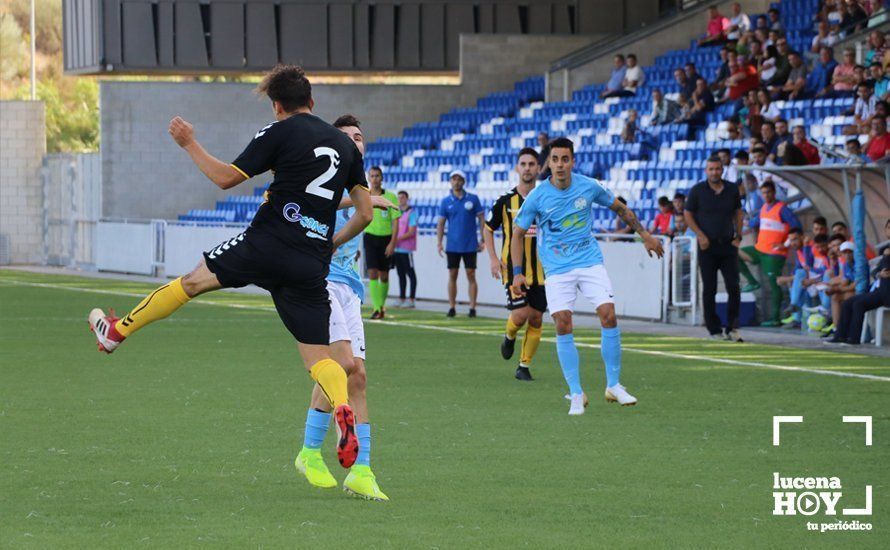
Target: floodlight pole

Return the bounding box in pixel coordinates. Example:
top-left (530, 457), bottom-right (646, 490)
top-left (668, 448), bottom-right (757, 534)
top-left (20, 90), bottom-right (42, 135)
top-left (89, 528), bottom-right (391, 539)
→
top-left (30, 0), bottom-right (36, 100)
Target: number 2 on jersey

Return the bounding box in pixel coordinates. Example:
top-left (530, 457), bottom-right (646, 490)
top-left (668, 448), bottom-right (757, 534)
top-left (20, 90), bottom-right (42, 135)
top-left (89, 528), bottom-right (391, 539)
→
top-left (306, 147), bottom-right (340, 200)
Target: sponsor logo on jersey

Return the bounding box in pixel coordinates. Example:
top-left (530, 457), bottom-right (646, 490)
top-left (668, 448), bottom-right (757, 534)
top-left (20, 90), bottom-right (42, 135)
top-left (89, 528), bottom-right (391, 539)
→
top-left (464, 201), bottom-right (474, 210)
top-left (283, 202), bottom-right (330, 238)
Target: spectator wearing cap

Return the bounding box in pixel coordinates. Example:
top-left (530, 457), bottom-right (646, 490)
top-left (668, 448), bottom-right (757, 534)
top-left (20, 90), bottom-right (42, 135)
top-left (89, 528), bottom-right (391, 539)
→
top-left (792, 125), bottom-right (821, 164)
top-left (698, 6), bottom-right (730, 47)
top-left (436, 170), bottom-right (485, 318)
top-left (864, 113), bottom-right (890, 161)
top-left (810, 47), bottom-right (839, 97)
top-left (726, 3), bottom-right (751, 41)
top-left (600, 55), bottom-right (628, 99)
top-left (684, 156), bottom-right (744, 340)
top-left (650, 88), bottom-right (681, 125)
top-left (772, 51), bottom-right (808, 100)
top-left (827, 219), bottom-right (890, 345)
top-left (738, 180), bottom-right (801, 326)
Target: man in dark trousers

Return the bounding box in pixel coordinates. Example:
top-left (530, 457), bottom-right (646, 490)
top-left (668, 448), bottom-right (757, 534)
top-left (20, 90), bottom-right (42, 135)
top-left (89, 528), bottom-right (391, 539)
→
top-left (684, 156), bottom-right (745, 341)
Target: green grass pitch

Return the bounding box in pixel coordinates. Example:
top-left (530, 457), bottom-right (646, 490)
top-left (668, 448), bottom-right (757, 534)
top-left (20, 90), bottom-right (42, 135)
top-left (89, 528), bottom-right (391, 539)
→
top-left (1, 269), bottom-right (887, 547)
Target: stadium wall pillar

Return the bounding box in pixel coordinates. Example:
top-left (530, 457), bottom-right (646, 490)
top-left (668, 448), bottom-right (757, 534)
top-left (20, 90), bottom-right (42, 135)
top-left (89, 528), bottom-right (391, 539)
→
top-left (100, 34), bottom-right (594, 221)
top-left (0, 101), bottom-right (46, 265)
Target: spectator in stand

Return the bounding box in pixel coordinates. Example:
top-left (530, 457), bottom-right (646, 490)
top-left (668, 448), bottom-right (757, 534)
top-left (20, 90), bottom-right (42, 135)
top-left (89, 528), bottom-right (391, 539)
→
top-left (674, 68), bottom-right (694, 99)
top-left (698, 5), bottom-right (730, 46)
top-left (767, 7), bottom-right (784, 32)
top-left (725, 149), bottom-right (749, 184)
top-left (739, 180), bottom-right (802, 326)
top-left (853, 64), bottom-right (868, 87)
top-left (829, 48), bottom-right (859, 97)
top-left (772, 51), bottom-right (808, 100)
top-left (604, 54), bottom-right (645, 98)
top-left (842, 0), bottom-right (869, 34)
top-left (724, 116), bottom-right (743, 139)
top-left (621, 109), bottom-right (638, 143)
top-left (845, 137), bottom-right (868, 162)
top-left (685, 63), bottom-right (702, 92)
top-left (758, 89), bottom-right (781, 123)
top-left (740, 173), bottom-right (763, 236)
top-left (651, 196), bottom-right (676, 236)
top-left (746, 39), bottom-right (765, 67)
top-left (722, 58), bottom-right (760, 105)
top-left (650, 88), bottom-right (681, 125)
top-left (792, 125), bottom-right (821, 164)
top-left (755, 14), bottom-right (769, 32)
top-left (760, 120), bottom-right (778, 151)
top-left (760, 44), bottom-right (791, 89)
top-left (810, 46), bottom-right (839, 97)
top-left (684, 156), bottom-right (744, 340)
top-left (673, 192), bottom-right (686, 217)
top-left (726, 2), bottom-right (751, 41)
top-left (864, 116), bottom-right (890, 161)
top-left (827, 219), bottom-right (890, 345)
top-left (740, 89), bottom-right (763, 136)
top-left (844, 83), bottom-right (878, 134)
top-left (393, 190), bottom-right (418, 308)
top-left (716, 148), bottom-right (732, 178)
top-left (870, 63), bottom-right (890, 100)
top-left (537, 131), bottom-right (551, 180)
top-left (678, 93), bottom-right (692, 120)
top-left (769, 119), bottom-right (793, 161)
top-left (599, 54), bottom-right (627, 99)
top-left (811, 21), bottom-right (839, 54)
top-left (712, 47), bottom-right (734, 98)
top-left (772, 38), bottom-right (793, 83)
top-left (776, 141), bottom-right (809, 166)
top-left (681, 78), bottom-right (716, 136)
top-left (865, 30), bottom-right (887, 67)
top-left (765, 30), bottom-right (781, 48)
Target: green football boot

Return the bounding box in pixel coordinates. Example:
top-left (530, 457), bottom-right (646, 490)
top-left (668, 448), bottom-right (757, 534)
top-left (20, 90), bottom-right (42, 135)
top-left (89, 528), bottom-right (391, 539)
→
top-left (295, 447), bottom-right (337, 489)
top-left (343, 465), bottom-right (389, 501)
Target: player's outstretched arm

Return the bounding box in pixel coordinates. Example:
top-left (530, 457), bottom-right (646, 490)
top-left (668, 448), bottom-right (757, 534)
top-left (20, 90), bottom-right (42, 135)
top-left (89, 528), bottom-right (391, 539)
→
top-left (169, 117), bottom-right (246, 190)
top-left (509, 225), bottom-right (528, 295)
top-left (609, 198), bottom-right (665, 258)
top-left (339, 193), bottom-right (394, 211)
top-left (333, 186), bottom-right (373, 247)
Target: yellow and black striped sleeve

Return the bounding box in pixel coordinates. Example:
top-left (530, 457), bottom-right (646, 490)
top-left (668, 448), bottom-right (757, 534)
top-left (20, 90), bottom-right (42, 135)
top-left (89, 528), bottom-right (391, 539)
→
top-left (484, 194), bottom-right (507, 233)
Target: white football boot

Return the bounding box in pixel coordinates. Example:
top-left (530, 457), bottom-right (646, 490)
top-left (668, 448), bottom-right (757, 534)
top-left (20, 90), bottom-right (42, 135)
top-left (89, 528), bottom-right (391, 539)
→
top-left (604, 384), bottom-right (637, 406)
top-left (568, 393), bottom-right (588, 415)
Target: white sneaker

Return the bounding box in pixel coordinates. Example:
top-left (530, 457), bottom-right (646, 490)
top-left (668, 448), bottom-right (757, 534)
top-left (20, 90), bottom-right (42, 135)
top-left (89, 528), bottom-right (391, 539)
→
top-left (726, 329), bottom-right (743, 342)
top-left (568, 393), bottom-right (587, 415)
top-left (605, 384), bottom-right (637, 406)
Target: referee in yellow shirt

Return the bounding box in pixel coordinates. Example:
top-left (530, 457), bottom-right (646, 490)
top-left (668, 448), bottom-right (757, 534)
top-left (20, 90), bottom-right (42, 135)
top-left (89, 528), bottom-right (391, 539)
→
top-left (363, 166), bottom-right (401, 319)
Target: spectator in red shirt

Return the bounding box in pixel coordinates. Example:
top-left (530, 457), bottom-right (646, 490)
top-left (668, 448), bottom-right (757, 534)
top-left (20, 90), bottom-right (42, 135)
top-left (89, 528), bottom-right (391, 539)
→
top-left (865, 116), bottom-right (890, 161)
top-left (698, 6), bottom-right (730, 47)
top-left (650, 196), bottom-right (676, 236)
top-left (792, 125), bottom-right (821, 164)
top-left (722, 59), bottom-right (760, 105)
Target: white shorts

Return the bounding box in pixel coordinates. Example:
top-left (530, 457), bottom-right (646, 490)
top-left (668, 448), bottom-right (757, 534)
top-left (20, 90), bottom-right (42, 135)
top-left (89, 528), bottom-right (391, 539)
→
top-left (544, 264), bottom-right (615, 315)
top-left (327, 280), bottom-right (365, 359)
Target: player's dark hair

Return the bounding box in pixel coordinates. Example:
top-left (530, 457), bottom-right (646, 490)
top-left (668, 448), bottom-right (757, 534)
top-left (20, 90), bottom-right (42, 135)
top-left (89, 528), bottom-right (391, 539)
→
top-left (813, 234), bottom-right (829, 244)
top-left (368, 166), bottom-right (383, 177)
top-left (829, 233), bottom-right (846, 244)
top-left (759, 180), bottom-right (776, 192)
top-left (256, 64), bottom-right (312, 112)
top-left (333, 114), bottom-right (361, 129)
top-left (831, 221), bottom-right (847, 230)
top-left (548, 137), bottom-right (574, 156)
top-left (518, 147), bottom-right (540, 162)
top-left (735, 150), bottom-right (749, 160)
top-left (706, 154), bottom-right (722, 164)
top-left (658, 196), bottom-right (671, 207)
top-left (752, 146), bottom-right (768, 155)
top-left (846, 138), bottom-right (861, 147)
top-left (398, 190), bottom-right (409, 198)
top-left (674, 192), bottom-right (686, 200)
top-left (814, 216), bottom-right (827, 226)
top-left (789, 227), bottom-right (803, 235)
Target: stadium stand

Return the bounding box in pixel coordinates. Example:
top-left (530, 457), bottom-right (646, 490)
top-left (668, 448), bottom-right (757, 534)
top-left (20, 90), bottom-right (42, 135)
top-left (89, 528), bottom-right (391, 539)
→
top-left (178, 0), bottom-right (885, 233)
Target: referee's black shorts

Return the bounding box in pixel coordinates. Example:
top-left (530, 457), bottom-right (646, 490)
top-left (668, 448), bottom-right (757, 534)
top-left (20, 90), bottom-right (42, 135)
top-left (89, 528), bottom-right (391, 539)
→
top-left (363, 233), bottom-right (392, 271)
top-left (506, 284), bottom-right (547, 312)
top-left (203, 227), bottom-right (330, 345)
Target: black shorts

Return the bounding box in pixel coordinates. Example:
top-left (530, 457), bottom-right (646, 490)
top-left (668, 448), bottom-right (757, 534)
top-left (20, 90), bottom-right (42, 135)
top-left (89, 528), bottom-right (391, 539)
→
top-left (506, 284), bottom-right (547, 312)
top-left (203, 227), bottom-right (330, 345)
top-left (363, 233), bottom-right (391, 271)
top-left (446, 252), bottom-right (477, 270)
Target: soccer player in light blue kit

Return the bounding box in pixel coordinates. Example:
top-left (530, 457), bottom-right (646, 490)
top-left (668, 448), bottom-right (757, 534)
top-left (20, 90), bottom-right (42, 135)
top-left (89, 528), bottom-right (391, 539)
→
top-left (510, 137), bottom-right (664, 415)
top-left (295, 115), bottom-right (389, 500)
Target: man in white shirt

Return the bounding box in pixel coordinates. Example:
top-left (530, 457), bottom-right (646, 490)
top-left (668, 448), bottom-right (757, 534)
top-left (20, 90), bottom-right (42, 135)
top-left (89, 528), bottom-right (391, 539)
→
top-left (603, 54), bottom-right (645, 98)
top-left (726, 2), bottom-right (751, 41)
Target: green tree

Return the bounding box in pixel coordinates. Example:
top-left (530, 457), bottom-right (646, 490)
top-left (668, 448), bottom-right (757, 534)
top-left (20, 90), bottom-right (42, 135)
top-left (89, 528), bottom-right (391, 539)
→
top-left (15, 76), bottom-right (99, 152)
top-left (0, 12), bottom-right (29, 81)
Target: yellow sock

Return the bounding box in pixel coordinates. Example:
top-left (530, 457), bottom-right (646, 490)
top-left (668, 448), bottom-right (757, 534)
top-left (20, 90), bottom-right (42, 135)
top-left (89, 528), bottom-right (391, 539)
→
top-left (115, 277), bottom-right (191, 337)
top-left (310, 359), bottom-right (349, 408)
top-left (520, 325), bottom-right (542, 365)
top-left (505, 317), bottom-right (522, 340)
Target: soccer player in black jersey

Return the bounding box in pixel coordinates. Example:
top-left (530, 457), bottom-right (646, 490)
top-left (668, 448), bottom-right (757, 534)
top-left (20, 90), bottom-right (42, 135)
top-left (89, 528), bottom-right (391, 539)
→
top-left (483, 148), bottom-right (546, 381)
top-left (87, 65), bottom-right (373, 469)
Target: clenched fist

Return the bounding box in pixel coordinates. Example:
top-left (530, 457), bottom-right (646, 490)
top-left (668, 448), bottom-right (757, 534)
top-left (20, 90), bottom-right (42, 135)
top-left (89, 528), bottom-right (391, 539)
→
top-left (168, 116), bottom-right (195, 148)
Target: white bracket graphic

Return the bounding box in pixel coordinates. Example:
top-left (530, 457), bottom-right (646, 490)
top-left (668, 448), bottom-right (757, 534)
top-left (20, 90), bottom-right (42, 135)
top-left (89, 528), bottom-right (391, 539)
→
top-left (843, 485), bottom-right (873, 515)
top-left (773, 416), bottom-right (804, 446)
top-left (842, 416), bottom-right (873, 446)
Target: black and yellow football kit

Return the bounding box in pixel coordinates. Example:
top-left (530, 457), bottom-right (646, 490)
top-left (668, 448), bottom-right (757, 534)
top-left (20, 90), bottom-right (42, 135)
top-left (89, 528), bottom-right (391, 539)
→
top-left (484, 187), bottom-right (547, 312)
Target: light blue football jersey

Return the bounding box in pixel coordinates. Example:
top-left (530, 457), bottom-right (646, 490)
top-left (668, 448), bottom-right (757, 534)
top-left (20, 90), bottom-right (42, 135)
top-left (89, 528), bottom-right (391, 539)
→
top-left (513, 173), bottom-right (615, 276)
top-left (327, 208), bottom-right (364, 301)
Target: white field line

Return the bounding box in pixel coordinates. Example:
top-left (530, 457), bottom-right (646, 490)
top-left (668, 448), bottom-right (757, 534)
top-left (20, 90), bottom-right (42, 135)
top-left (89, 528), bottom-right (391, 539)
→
top-left (3, 278), bottom-right (889, 382)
